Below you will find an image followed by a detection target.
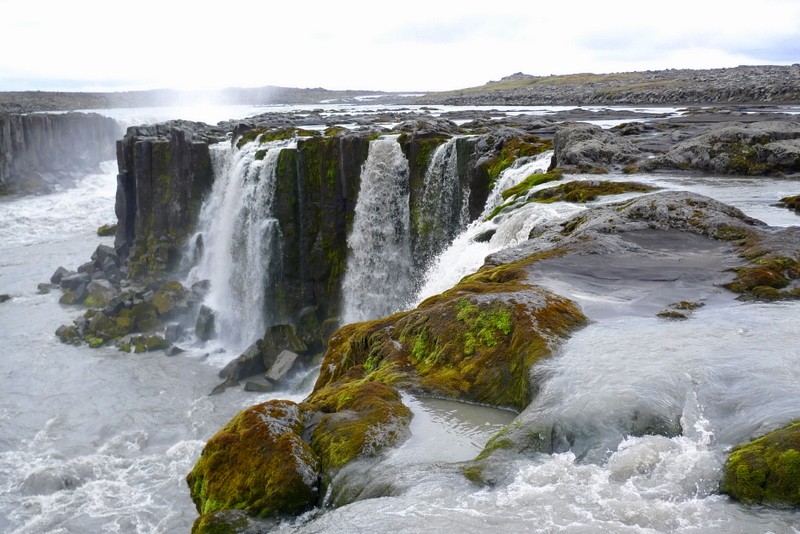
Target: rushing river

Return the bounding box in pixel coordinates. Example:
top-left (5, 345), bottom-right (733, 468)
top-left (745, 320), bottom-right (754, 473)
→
top-left (1, 106), bottom-right (799, 533)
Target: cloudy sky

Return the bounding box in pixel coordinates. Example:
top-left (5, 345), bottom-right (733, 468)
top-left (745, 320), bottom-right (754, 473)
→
top-left (2, 0), bottom-right (798, 93)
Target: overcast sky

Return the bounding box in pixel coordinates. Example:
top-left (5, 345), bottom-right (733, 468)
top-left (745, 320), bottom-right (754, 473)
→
top-left (2, 0), bottom-right (798, 93)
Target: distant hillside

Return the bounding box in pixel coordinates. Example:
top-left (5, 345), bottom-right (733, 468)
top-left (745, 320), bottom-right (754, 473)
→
top-left (0, 86), bottom-right (407, 113)
top-left (3, 65), bottom-right (800, 113)
top-left (414, 65), bottom-right (800, 106)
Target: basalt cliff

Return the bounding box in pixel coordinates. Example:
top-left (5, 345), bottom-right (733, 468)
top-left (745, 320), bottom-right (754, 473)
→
top-left (0, 111), bottom-right (120, 194)
top-left (45, 106), bottom-right (800, 532)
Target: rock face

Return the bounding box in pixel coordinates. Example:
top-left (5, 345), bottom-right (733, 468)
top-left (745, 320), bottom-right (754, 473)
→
top-left (552, 122), bottom-right (641, 171)
top-left (0, 112), bottom-right (120, 193)
top-left (114, 121), bottom-right (223, 272)
top-left (647, 121), bottom-right (800, 175)
top-left (721, 422), bottom-right (800, 506)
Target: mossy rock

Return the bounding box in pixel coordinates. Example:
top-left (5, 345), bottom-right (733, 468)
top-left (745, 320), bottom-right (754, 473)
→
top-left (96, 223), bottom-right (118, 237)
top-left (724, 256), bottom-right (800, 299)
top-left (130, 301), bottom-right (160, 332)
top-left (483, 136), bottom-right (553, 184)
top-left (779, 195), bottom-right (800, 212)
top-left (152, 280), bottom-right (187, 315)
top-left (315, 251), bottom-right (587, 412)
top-left (191, 509), bottom-right (262, 534)
top-left (500, 170), bottom-right (564, 201)
top-left (721, 421), bottom-right (800, 506)
top-left (530, 180), bottom-right (657, 204)
top-left (55, 325), bottom-right (82, 345)
top-left (308, 379), bottom-right (412, 472)
top-left (187, 400), bottom-right (320, 518)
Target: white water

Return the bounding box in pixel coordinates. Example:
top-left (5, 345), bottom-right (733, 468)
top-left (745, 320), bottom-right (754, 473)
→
top-left (342, 136), bottom-right (414, 323)
top-left (413, 137), bottom-right (471, 266)
top-left (3, 105), bottom-right (800, 533)
top-left (186, 138), bottom-right (291, 352)
top-left (414, 151), bottom-right (585, 302)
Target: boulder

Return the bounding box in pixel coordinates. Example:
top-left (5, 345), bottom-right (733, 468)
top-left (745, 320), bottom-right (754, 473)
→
top-left (265, 350), bottom-right (299, 383)
top-left (721, 421), bottom-right (800, 506)
top-left (84, 280), bottom-right (117, 308)
top-left (50, 266), bottom-right (71, 285)
top-left (186, 400), bottom-right (320, 518)
top-left (59, 272), bottom-right (90, 290)
top-left (195, 305), bottom-right (216, 341)
top-left (552, 122), bottom-right (642, 171)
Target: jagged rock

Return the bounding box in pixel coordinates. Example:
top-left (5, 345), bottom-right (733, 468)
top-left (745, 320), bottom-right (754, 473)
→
top-left (59, 272), bottom-right (90, 290)
top-left (647, 121), bottom-right (800, 175)
top-left (91, 244), bottom-right (119, 269)
top-left (243, 381), bottom-right (274, 393)
top-left (84, 280), bottom-right (117, 308)
top-left (195, 305), bottom-right (216, 342)
top-left (55, 325), bottom-right (81, 345)
top-left (265, 350), bottom-right (299, 383)
top-left (0, 294), bottom-right (10, 303)
top-left (50, 266), bottom-right (71, 285)
top-left (552, 122), bottom-right (642, 171)
top-left (218, 341), bottom-right (267, 381)
top-left (58, 284), bottom-right (87, 305)
top-left (164, 323), bottom-right (184, 344)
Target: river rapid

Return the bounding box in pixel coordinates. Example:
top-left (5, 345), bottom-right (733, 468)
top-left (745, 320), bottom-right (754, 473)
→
top-left (1, 105), bottom-right (799, 533)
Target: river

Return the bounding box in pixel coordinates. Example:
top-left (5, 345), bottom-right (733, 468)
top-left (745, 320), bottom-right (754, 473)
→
top-left (1, 105), bottom-right (799, 533)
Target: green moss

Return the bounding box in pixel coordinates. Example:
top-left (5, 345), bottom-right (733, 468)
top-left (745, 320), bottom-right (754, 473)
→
top-left (235, 127), bottom-right (319, 149)
top-left (455, 298), bottom-right (513, 356)
top-left (779, 195), bottom-right (800, 212)
top-left (725, 256), bottom-right (800, 298)
top-left (308, 379), bottom-right (412, 471)
top-left (187, 400), bottom-right (320, 518)
top-left (191, 510), bottom-right (251, 534)
top-left (501, 170), bottom-right (564, 201)
top-left (722, 421), bottom-right (800, 505)
top-left (714, 225), bottom-right (751, 242)
top-left (483, 136), bottom-right (553, 185)
top-left (86, 335), bottom-right (105, 348)
top-left (530, 180), bottom-right (657, 204)
top-left (656, 310), bottom-right (688, 320)
top-left (96, 223), bottom-right (117, 237)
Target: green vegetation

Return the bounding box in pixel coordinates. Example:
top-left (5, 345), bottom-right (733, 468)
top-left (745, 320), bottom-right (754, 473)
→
top-left (722, 421), bottom-right (800, 505)
top-left (530, 180), bottom-right (657, 204)
top-left (482, 136), bottom-right (553, 185)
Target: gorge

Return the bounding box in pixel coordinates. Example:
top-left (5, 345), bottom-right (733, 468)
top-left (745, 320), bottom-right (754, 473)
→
top-left (2, 98), bottom-right (800, 533)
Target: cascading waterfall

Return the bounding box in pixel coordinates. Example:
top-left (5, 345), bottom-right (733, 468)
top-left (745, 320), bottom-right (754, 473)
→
top-left (341, 136), bottom-right (413, 324)
top-left (414, 150), bottom-right (584, 303)
top-left (413, 137), bottom-right (471, 267)
top-left (186, 137), bottom-right (292, 350)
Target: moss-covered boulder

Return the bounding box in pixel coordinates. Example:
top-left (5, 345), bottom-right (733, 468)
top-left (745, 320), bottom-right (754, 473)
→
top-left (313, 256), bottom-right (587, 413)
top-left (308, 379), bottom-right (412, 472)
top-left (721, 421), bottom-right (800, 506)
top-left (187, 400), bottom-right (320, 519)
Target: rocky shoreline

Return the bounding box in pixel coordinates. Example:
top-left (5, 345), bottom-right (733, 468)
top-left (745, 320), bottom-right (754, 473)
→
top-left (36, 103), bottom-right (800, 531)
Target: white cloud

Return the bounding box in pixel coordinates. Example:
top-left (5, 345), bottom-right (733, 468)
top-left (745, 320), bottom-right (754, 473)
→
top-left (0, 0), bottom-right (798, 92)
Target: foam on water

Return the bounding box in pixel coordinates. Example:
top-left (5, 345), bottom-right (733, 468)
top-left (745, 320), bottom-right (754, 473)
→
top-left (0, 160), bottom-right (118, 248)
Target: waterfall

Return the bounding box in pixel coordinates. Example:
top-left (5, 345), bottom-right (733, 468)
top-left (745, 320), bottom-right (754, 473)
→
top-left (342, 136), bottom-right (413, 324)
top-left (414, 151), bottom-right (584, 303)
top-left (187, 137), bottom-right (292, 350)
top-left (413, 137), bottom-right (470, 267)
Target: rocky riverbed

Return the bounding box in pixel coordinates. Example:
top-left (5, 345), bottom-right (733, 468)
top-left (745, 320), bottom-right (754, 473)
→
top-left (37, 101), bottom-right (800, 532)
